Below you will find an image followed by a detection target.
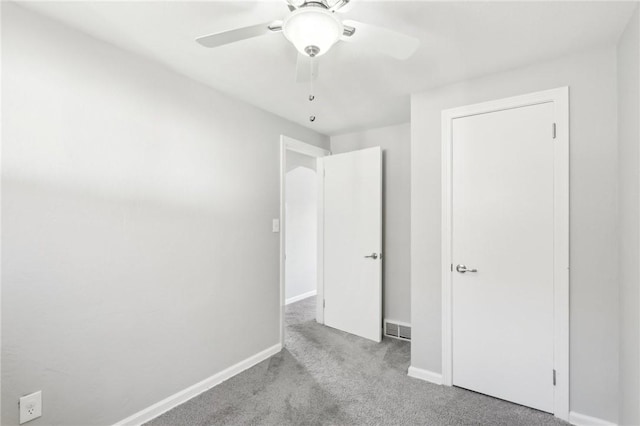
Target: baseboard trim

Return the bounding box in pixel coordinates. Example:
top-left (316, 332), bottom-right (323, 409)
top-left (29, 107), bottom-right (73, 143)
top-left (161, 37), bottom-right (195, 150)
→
top-left (113, 343), bottom-right (282, 426)
top-left (407, 366), bottom-right (443, 385)
top-left (569, 411), bottom-right (617, 426)
top-left (285, 290), bottom-right (317, 305)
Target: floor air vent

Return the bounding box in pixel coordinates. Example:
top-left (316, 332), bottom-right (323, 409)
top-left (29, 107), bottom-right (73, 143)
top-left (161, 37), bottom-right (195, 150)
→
top-left (384, 320), bottom-right (411, 341)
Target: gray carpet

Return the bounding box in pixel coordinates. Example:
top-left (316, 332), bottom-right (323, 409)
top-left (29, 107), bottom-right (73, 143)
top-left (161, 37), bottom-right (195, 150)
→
top-left (147, 296), bottom-right (568, 425)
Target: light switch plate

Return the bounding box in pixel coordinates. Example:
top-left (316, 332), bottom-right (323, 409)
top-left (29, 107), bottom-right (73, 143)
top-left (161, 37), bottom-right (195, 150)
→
top-left (19, 391), bottom-right (42, 424)
top-left (272, 219), bottom-right (280, 233)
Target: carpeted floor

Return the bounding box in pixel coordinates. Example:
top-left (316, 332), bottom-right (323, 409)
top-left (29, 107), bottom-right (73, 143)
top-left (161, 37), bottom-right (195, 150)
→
top-left (147, 296), bottom-right (568, 425)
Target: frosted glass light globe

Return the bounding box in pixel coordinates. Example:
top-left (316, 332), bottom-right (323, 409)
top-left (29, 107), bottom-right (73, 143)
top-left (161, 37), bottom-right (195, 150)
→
top-left (283, 8), bottom-right (344, 57)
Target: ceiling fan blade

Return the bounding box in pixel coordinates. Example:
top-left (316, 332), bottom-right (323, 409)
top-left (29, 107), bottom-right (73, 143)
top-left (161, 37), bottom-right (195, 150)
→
top-left (341, 20), bottom-right (419, 60)
top-left (329, 0), bottom-right (354, 13)
top-left (295, 53), bottom-right (319, 83)
top-left (196, 21), bottom-right (282, 48)
top-left (286, 0), bottom-right (304, 10)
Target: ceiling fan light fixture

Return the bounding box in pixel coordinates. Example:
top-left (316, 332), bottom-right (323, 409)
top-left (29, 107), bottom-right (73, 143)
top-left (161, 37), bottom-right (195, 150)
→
top-left (283, 7), bottom-right (343, 57)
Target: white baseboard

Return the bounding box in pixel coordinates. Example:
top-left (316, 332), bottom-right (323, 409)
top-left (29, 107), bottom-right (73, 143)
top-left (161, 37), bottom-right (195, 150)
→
top-left (407, 366), bottom-right (443, 385)
top-left (569, 412), bottom-right (617, 426)
top-left (285, 290), bottom-right (317, 305)
top-left (113, 343), bottom-right (282, 426)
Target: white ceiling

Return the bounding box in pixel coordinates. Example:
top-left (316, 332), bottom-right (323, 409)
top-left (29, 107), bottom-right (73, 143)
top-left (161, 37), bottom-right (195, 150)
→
top-left (17, 1), bottom-right (637, 136)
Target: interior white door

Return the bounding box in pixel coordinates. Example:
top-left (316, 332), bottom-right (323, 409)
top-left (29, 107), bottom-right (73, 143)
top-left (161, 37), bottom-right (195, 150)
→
top-left (452, 102), bottom-right (555, 412)
top-left (323, 147), bottom-right (382, 342)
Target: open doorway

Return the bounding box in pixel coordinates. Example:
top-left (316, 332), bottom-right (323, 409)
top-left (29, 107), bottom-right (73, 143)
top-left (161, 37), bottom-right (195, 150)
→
top-left (279, 136), bottom-right (330, 345)
top-left (285, 153), bottom-right (318, 305)
top-left (279, 136), bottom-right (384, 345)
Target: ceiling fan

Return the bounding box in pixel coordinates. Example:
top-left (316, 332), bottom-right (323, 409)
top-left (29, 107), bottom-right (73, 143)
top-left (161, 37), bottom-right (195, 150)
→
top-left (196, 0), bottom-right (420, 82)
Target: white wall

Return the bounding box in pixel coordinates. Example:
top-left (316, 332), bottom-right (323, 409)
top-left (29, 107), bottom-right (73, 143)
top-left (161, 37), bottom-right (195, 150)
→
top-left (285, 166), bottom-right (317, 302)
top-left (617, 6), bottom-right (640, 425)
top-left (331, 123), bottom-right (411, 324)
top-left (411, 47), bottom-right (620, 422)
top-left (286, 151), bottom-right (317, 173)
top-left (1, 4), bottom-right (328, 425)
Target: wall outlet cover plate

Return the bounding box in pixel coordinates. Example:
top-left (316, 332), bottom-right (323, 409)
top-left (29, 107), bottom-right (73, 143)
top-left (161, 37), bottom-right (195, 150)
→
top-left (19, 391), bottom-right (42, 424)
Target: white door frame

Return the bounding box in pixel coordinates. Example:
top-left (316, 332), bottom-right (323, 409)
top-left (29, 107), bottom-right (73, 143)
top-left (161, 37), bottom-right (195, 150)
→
top-left (441, 87), bottom-right (570, 421)
top-left (279, 135), bottom-right (330, 346)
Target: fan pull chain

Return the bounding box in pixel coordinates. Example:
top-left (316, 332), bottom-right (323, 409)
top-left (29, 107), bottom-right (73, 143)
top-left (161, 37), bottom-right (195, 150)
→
top-left (309, 56), bottom-right (316, 123)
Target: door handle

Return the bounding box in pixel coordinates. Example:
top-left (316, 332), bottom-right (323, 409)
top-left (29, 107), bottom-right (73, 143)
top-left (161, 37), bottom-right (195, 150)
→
top-left (364, 253), bottom-right (378, 260)
top-left (456, 264), bottom-right (477, 273)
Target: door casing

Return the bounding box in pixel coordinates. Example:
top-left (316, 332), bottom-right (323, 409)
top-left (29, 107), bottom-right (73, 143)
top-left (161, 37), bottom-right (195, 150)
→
top-left (279, 135), bottom-right (330, 346)
top-left (440, 87), bottom-right (570, 421)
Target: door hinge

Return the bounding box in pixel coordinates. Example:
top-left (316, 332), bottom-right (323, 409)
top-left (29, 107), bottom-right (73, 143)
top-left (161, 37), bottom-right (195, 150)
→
top-left (553, 369), bottom-right (556, 386)
top-left (323, 299), bottom-right (325, 308)
top-left (451, 263), bottom-right (453, 272)
top-left (552, 123), bottom-right (557, 139)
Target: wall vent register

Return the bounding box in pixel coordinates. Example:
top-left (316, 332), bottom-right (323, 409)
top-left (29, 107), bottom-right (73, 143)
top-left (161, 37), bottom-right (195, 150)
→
top-left (384, 321), bottom-right (411, 341)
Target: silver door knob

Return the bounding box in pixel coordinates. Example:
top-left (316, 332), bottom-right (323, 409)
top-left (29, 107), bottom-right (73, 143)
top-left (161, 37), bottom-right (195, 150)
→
top-left (364, 253), bottom-right (378, 260)
top-left (456, 264), bottom-right (477, 273)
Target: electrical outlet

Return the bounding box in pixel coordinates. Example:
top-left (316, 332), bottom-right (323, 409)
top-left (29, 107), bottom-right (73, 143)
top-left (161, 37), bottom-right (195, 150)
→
top-left (19, 391), bottom-right (42, 424)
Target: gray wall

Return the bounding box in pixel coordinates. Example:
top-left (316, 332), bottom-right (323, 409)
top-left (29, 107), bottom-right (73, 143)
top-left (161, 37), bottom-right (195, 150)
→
top-left (617, 6), bottom-right (640, 425)
top-left (410, 47), bottom-right (620, 422)
top-left (1, 4), bottom-right (328, 425)
top-left (331, 123), bottom-right (411, 324)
